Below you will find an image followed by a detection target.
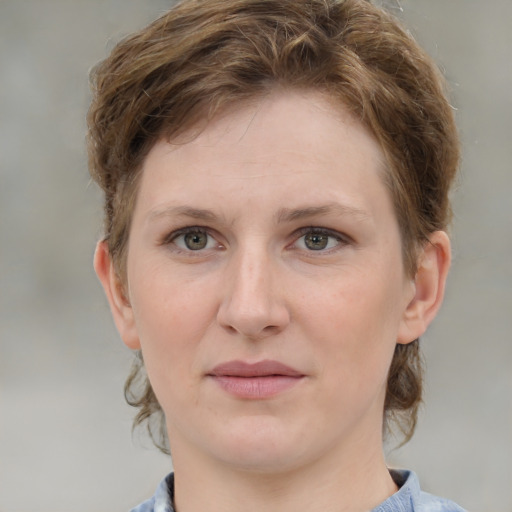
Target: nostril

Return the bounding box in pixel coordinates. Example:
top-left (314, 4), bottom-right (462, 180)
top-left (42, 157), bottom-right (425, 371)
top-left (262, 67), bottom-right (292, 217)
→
top-left (220, 322), bottom-right (286, 341)
top-left (224, 325), bottom-right (238, 335)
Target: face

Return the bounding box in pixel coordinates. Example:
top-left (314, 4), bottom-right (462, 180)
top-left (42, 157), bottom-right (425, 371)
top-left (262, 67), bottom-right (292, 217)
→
top-left (107, 90), bottom-right (423, 474)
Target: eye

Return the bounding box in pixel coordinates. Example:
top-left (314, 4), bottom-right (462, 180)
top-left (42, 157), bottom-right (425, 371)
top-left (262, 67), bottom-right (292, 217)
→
top-left (294, 228), bottom-right (346, 252)
top-left (170, 228), bottom-right (219, 251)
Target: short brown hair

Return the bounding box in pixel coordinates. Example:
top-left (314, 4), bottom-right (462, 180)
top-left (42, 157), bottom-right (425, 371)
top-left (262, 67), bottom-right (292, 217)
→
top-left (88, 0), bottom-right (459, 453)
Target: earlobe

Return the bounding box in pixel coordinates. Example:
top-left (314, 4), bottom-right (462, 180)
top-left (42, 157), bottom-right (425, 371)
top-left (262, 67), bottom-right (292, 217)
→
top-left (397, 231), bottom-right (451, 345)
top-left (93, 240), bottom-right (141, 350)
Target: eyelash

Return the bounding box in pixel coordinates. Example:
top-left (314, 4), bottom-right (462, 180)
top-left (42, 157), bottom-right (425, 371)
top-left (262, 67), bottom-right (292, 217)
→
top-left (163, 226), bottom-right (221, 253)
top-left (292, 227), bottom-right (350, 253)
top-left (162, 226), bottom-right (350, 254)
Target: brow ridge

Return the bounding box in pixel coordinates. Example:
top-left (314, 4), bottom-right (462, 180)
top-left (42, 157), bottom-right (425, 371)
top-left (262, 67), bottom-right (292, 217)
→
top-left (148, 206), bottom-right (218, 222)
top-left (276, 203), bottom-right (370, 223)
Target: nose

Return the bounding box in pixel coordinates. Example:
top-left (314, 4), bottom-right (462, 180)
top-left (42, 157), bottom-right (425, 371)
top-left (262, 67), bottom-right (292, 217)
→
top-left (216, 246), bottom-right (290, 340)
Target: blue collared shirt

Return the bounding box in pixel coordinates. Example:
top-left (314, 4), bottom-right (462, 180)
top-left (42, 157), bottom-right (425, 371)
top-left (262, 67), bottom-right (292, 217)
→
top-left (130, 470), bottom-right (466, 512)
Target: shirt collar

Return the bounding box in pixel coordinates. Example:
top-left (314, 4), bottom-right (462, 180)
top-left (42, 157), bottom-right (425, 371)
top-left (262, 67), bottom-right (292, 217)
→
top-left (153, 472), bottom-right (175, 512)
top-left (371, 469), bottom-right (419, 511)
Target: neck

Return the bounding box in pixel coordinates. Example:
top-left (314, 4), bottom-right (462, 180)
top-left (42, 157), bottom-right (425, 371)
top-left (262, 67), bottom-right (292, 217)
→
top-left (169, 429), bottom-right (397, 512)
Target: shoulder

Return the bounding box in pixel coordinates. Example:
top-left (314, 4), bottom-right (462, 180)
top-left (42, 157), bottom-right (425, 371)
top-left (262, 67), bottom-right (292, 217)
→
top-left (417, 490), bottom-right (467, 512)
top-left (129, 473), bottom-right (175, 512)
top-left (130, 496), bottom-right (155, 512)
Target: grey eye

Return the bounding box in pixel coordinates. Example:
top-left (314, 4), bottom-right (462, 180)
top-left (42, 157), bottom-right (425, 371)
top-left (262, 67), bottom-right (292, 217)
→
top-left (169, 228), bottom-right (220, 252)
top-left (303, 233), bottom-right (330, 250)
top-left (183, 231), bottom-right (209, 250)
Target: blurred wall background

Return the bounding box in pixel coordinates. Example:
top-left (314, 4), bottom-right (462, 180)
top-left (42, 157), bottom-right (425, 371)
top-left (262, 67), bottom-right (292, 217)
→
top-left (1, 1), bottom-right (510, 510)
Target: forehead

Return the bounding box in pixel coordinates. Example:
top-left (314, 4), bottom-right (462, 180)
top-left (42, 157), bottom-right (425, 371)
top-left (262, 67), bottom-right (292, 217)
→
top-left (149, 89), bottom-right (385, 177)
top-left (136, 89), bottom-right (391, 221)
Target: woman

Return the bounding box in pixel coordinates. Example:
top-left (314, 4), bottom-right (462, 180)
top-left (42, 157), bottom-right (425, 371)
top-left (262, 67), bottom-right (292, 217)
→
top-left (88, 0), bottom-right (465, 510)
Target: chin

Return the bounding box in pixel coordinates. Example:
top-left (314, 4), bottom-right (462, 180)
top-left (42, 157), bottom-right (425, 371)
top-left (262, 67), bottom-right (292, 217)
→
top-left (204, 417), bottom-right (313, 474)
top-left (218, 446), bottom-right (303, 475)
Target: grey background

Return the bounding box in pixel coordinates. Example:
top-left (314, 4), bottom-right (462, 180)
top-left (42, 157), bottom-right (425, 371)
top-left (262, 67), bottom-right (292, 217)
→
top-left (1, 1), bottom-right (510, 511)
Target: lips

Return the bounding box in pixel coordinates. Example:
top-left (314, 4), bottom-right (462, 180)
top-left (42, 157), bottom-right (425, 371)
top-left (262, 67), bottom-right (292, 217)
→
top-left (208, 360), bottom-right (305, 399)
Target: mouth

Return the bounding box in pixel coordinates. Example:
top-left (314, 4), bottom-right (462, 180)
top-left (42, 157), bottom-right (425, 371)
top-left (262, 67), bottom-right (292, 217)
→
top-left (207, 360), bottom-right (305, 399)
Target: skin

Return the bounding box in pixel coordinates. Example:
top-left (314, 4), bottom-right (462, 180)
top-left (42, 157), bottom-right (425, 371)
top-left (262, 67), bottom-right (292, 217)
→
top-left (95, 89), bottom-right (450, 512)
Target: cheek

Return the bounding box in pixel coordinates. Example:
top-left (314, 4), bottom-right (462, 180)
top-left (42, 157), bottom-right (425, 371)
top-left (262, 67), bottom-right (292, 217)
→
top-left (300, 266), bottom-right (404, 378)
top-left (127, 265), bottom-right (218, 383)
top-left (129, 257), bottom-right (216, 332)
top-left (307, 265), bottom-right (403, 331)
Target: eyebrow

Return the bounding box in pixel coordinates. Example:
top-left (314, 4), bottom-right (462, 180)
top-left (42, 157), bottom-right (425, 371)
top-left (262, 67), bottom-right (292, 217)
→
top-left (275, 203), bottom-right (370, 223)
top-left (147, 203), bottom-right (371, 225)
top-left (147, 206), bottom-right (218, 223)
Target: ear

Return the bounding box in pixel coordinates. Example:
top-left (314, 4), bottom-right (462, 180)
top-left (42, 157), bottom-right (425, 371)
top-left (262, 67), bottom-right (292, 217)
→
top-left (397, 231), bottom-right (451, 345)
top-left (94, 240), bottom-right (141, 350)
